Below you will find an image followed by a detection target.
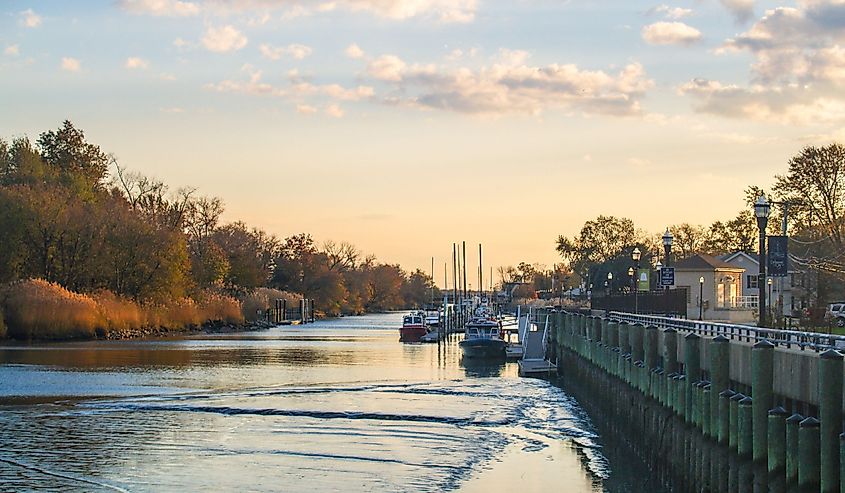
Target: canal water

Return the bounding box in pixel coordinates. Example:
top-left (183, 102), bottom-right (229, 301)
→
top-left (0, 313), bottom-right (663, 492)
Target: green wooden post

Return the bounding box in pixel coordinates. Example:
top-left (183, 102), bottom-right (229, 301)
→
top-left (768, 406), bottom-right (788, 487)
top-left (751, 340), bottom-right (774, 465)
top-left (819, 349), bottom-right (843, 492)
top-left (786, 413), bottom-right (804, 488)
top-left (720, 389), bottom-right (735, 445)
top-left (738, 396), bottom-right (753, 459)
top-left (799, 417), bottom-right (821, 491)
top-left (730, 392), bottom-right (746, 451)
top-left (684, 333), bottom-right (701, 424)
top-left (709, 335), bottom-right (730, 440)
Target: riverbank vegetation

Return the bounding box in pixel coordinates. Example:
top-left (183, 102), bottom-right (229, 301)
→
top-left (0, 121), bottom-right (438, 340)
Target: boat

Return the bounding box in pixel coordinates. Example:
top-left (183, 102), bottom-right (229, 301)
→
top-left (459, 309), bottom-right (506, 359)
top-left (424, 308), bottom-right (441, 328)
top-left (399, 311), bottom-right (427, 342)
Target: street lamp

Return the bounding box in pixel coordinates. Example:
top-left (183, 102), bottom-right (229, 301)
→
top-left (754, 195), bottom-right (771, 327)
top-left (662, 229), bottom-right (673, 266)
top-left (632, 247), bottom-right (641, 313)
top-left (607, 272), bottom-right (613, 296)
top-left (767, 277), bottom-right (774, 325)
top-left (699, 276), bottom-right (705, 321)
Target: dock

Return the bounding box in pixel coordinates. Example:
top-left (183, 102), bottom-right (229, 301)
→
top-left (517, 310), bottom-right (557, 377)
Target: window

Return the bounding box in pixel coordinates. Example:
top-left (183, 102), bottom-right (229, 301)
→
top-left (746, 275), bottom-right (758, 289)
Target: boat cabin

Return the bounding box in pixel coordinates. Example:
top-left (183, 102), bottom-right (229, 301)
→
top-left (403, 314), bottom-right (424, 327)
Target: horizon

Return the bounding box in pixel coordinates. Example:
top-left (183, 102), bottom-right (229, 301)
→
top-left (3, 0), bottom-right (839, 284)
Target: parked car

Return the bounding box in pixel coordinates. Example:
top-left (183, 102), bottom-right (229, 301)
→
top-left (826, 303), bottom-right (845, 328)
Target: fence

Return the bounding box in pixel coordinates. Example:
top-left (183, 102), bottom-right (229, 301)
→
top-left (591, 288), bottom-right (688, 317)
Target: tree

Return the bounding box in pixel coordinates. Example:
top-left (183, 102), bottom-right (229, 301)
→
top-left (37, 120), bottom-right (110, 194)
top-left (774, 144), bottom-right (845, 249)
top-left (402, 269), bottom-right (437, 308)
top-left (669, 223), bottom-right (706, 260)
top-left (556, 215), bottom-right (637, 284)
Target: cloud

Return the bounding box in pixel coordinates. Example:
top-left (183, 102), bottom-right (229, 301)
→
top-left (720, 0), bottom-right (755, 24)
top-left (19, 9), bottom-right (41, 28)
top-left (160, 107), bottom-right (185, 113)
top-left (345, 43), bottom-right (365, 59)
top-left (206, 65), bottom-right (374, 105)
top-left (684, 1), bottom-right (845, 124)
top-left (296, 104), bottom-right (318, 114)
top-left (119, 0), bottom-right (200, 16)
top-left (641, 21), bottom-right (702, 45)
top-left (259, 43), bottom-right (312, 60)
top-left (125, 57), bottom-right (150, 69)
top-left (361, 52), bottom-right (653, 117)
top-left (175, 0), bottom-right (476, 23)
top-left (61, 57), bottom-right (81, 72)
top-left (367, 55), bottom-right (407, 81)
top-left (648, 5), bottom-right (693, 19)
top-left (4, 45), bottom-right (19, 56)
top-left (202, 25), bottom-right (248, 53)
top-left (325, 104), bottom-right (345, 118)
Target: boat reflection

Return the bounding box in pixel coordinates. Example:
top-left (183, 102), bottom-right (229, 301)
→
top-left (460, 356), bottom-right (506, 378)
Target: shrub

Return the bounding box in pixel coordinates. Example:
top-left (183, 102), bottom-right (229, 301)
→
top-left (3, 279), bottom-right (99, 339)
top-left (240, 288), bottom-right (300, 322)
top-left (154, 298), bottom-right (202, 329)
top-left (198, 291), bottom-right (244, 324)
top-left (91, 290), bottom-right (143, 336)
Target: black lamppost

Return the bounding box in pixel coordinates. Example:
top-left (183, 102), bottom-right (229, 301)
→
top-left (607, 272), bottom-right (613, 297)
top-left (754, 195), bottom-right (771, 327)
top-left (632, 247), bottom-right (641, 313)
top-left (698, 276), bottom-right (705, 321)
top-left (628, 266), bottom-right (636, 313)
top-left (662, 229), bottom-right (673, 266)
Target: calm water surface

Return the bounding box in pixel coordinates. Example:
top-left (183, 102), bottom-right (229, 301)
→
top-left (0, 313), bottom-right (656, 492)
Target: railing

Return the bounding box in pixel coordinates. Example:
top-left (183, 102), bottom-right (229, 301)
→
top-left (717, 296), bottom-right (758, 309)
top-left (607, 311), bottom-right (845, 352)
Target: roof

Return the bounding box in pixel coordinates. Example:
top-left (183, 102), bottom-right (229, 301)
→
top-left (719, 250), bottom-right (800, 272)
top-left (674, 253), bottom-right (743, 271)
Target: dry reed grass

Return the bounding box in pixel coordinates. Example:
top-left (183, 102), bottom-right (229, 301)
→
top-left (0, 280), bottom-right (254, 340)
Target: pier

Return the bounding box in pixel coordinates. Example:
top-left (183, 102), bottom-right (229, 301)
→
top-left (548, 308), bottom-right (845, 492)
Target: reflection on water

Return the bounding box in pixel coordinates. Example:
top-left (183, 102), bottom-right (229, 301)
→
top-left (0, 313), bottom-right (646, 492)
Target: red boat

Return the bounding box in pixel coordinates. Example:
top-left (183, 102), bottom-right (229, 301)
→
top-left (399, 312), bottom-right (427, 342)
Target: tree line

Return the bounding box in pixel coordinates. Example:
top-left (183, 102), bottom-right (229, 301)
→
top-left (554, 144), bottom-right (845, 307)
top-left (0, 121), bottom-right (437, 338)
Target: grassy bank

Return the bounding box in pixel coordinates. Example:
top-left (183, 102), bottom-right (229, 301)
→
top-left (0, 279), bottom-right (299, 341)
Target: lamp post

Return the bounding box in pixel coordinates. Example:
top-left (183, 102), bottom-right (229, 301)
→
top-left (767, 277), bottom-right (773, 326)
top-left (662, 229), bottom-right (673, 266)
top-left (628, 266), bottom-right (636, 313)
top-left (754, 195), bottom-right (771, 327)
top-left (699, 276), bottom-right (705, 321)
top-left (607, 272), bottom-right (613, 298)
top-left (632, 247), bottom-right (641, 314)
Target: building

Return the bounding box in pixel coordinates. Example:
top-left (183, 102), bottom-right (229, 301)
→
top-left (674, 254), bottom-right (755, 323)
top-left (719, 251), bottom-right (815, 320)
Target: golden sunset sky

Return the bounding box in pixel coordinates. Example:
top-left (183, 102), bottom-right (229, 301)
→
top-left (2, 0), bottom-right (842, 286)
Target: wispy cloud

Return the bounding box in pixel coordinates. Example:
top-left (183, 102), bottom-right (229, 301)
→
top-left (125, 57), bottom-right (150, 69)
top-left (119, 0), bottom-right (200, 17)
top-left (202, 25), bottom-right (248, 53)
top-left (345, 43), bottom-right (365, 59)
top-left (720, 0), bottom-right (754, 24)
top-left (61, 57), bottom-right (81, 72)
top-left (361, 50), bottom-right (653, 117)
top-left (19, 9), bottom-right (41, 28)
top-left (641, 21), bottom-right (702, 45)
top-left (259, 43), bottom-right (312, 61)
top-left (647, 5), bottom-right (693, 20)
top-left (4, 45), bottom-right (19, 56)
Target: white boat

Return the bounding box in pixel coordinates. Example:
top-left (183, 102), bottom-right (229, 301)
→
top-left (459, 307), bottom-right (506, 359)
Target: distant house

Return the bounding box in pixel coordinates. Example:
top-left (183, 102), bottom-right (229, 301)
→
top-left (719, 251), bottom-right (815, 319)
top-left (674, 254), bottom-right (755, 323)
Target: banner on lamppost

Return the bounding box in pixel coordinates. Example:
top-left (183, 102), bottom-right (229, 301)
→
top-left (637, 269), bottom-right (650, 291)
top-left (660, 267), bottom-right (675, 286)
top-left (767, 235), bottom-right (788, 277)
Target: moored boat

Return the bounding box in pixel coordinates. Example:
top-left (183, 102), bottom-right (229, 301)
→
top-left (399, 312), bottom-right (427, 342)
top-left (459, 311), bottom-right (506, 359)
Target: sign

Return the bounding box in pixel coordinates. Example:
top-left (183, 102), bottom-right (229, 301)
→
top-left (637, 269), bottom-right (650, 291)
top-left (768, 235), bottom-right (788, 277)
top-left (660, 267), bottom-right (675, 287)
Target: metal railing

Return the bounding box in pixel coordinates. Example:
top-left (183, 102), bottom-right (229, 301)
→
top-left (717, 296), bottom-right (759, 309)
top-left (607, 311), bottom-right (845, 352)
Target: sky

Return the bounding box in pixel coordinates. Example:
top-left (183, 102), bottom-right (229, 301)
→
top-left (2, 0), bottom-right (844, 288)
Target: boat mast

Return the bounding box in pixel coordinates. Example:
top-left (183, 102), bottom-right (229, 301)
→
top-left (462, 241), bottom-right (467, 301)
top-left (478, 243), bottom-right (482, 299)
